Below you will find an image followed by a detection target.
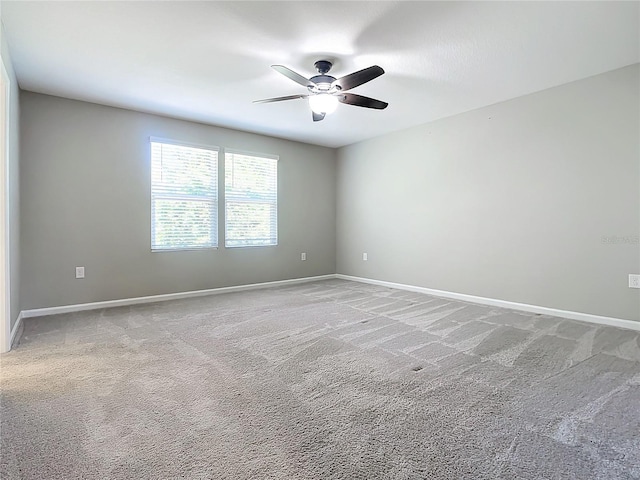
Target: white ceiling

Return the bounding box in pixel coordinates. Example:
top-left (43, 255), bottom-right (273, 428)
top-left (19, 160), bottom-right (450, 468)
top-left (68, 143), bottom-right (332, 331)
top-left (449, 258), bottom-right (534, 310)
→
top-left (1, 1), bottom-right (638, 148)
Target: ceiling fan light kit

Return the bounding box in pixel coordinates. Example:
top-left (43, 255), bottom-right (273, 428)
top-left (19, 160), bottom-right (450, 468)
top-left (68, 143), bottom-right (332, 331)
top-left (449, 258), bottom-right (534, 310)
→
top-left (254, 60), bottom-right (388, 122)
top-left (309, 93), bottom-right (338, 114)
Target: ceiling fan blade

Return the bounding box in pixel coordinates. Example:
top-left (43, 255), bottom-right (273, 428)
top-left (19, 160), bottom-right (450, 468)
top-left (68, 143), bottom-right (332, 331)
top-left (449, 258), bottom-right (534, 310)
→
top-left (339, 93), bottom-right (388, 110)
top-left (253, 94), bottom-right (308, 104)
top-left (332, 65), bottom-right (384, 91)
top-left (312, 111), bottom-right (325, 122)
top-left (272, 65), bottom-right (314, 88)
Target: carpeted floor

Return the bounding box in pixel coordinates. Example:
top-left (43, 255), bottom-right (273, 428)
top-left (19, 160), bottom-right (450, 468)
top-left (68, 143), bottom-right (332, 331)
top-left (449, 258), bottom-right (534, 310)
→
top-left (1, 279), bottom-right (639, 479)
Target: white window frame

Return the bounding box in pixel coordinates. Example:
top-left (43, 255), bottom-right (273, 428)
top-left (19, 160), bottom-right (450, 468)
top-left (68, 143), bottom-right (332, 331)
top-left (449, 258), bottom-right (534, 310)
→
top-left (224, 148), bottom-right (278, 248)
top-left (150, 137), bottom-right (219, 252)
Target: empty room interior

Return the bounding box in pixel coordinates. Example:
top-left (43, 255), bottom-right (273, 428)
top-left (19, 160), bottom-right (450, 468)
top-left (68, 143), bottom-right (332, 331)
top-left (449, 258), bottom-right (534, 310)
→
top-left (1, 1), bottom-right (639, 479)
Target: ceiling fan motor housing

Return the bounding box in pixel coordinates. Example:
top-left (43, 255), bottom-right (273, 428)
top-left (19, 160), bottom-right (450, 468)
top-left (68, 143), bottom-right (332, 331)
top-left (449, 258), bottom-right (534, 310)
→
top-left (310, 60), bottom-right (338, 92)
top-left (309, 75), bottom-right (337, 91)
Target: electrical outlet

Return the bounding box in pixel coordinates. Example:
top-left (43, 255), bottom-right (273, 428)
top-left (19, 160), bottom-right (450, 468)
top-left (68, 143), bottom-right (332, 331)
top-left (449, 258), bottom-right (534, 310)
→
top-left (363, 253), bottom-right (368, 261)
top-left (630, 274), bottom-right (640, 289)
top-left (301, 252), bottom-right (306, 261)
top-left (75, 266), bottom-right (85, 279)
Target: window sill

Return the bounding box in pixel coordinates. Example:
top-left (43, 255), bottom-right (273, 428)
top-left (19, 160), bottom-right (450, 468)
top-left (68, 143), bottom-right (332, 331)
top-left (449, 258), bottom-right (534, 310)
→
top-left (151, 247), bottom-right (219, 253)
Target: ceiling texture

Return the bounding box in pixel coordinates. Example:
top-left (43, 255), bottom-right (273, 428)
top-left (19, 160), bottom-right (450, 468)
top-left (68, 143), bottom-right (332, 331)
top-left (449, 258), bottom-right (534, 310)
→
top-left (1, 1), bottom-right (639, 148)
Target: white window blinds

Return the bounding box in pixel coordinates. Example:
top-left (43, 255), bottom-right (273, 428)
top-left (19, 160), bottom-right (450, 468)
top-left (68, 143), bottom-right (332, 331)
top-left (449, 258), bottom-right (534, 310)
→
top-left (151, 139), bottom-right (219, 251)
top-left (225, 151), bottom-right (278, 247)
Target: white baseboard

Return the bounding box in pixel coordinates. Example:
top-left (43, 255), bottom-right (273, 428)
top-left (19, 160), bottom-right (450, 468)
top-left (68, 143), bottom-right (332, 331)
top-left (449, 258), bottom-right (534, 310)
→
top-left (20, 274), bottom-right (337, 319)
top-left (336, 274), bottom-right (640, 332)
top-left (9, 311), bottom-right (22, 346)
top-left (16, 272), bottom-right (640, 334)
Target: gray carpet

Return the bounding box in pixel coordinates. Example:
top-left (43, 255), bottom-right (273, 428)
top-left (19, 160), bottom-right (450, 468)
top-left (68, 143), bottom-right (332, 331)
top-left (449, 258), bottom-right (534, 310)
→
top-left (1, 279), bottom-right (639, 479)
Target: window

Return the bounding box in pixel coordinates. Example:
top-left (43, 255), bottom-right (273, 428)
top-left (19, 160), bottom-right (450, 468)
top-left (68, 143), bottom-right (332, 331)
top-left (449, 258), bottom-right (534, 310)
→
top-left (151, 138), bottom-right (218, 251)
top-left (225, 150), bottom-right (278, 247)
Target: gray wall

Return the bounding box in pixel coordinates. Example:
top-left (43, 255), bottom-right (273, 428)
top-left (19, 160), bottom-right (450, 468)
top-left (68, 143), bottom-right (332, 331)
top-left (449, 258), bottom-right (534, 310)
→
top-left (337, 64), bottom-right (640, 322)
top-left (1, 21), bottom-right (20, 331)
top-left (20, 92), bottom-right (336, 309)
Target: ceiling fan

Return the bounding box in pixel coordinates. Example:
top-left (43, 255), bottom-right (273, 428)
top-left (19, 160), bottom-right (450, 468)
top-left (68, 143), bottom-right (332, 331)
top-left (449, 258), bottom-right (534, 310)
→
top-left (254, 60), bottom-right (388, 122)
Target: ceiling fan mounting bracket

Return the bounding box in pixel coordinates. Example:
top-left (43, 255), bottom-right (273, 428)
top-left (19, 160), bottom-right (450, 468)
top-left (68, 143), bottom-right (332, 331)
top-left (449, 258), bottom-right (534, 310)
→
top-left (314, 60), bottom-right (333, 75)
